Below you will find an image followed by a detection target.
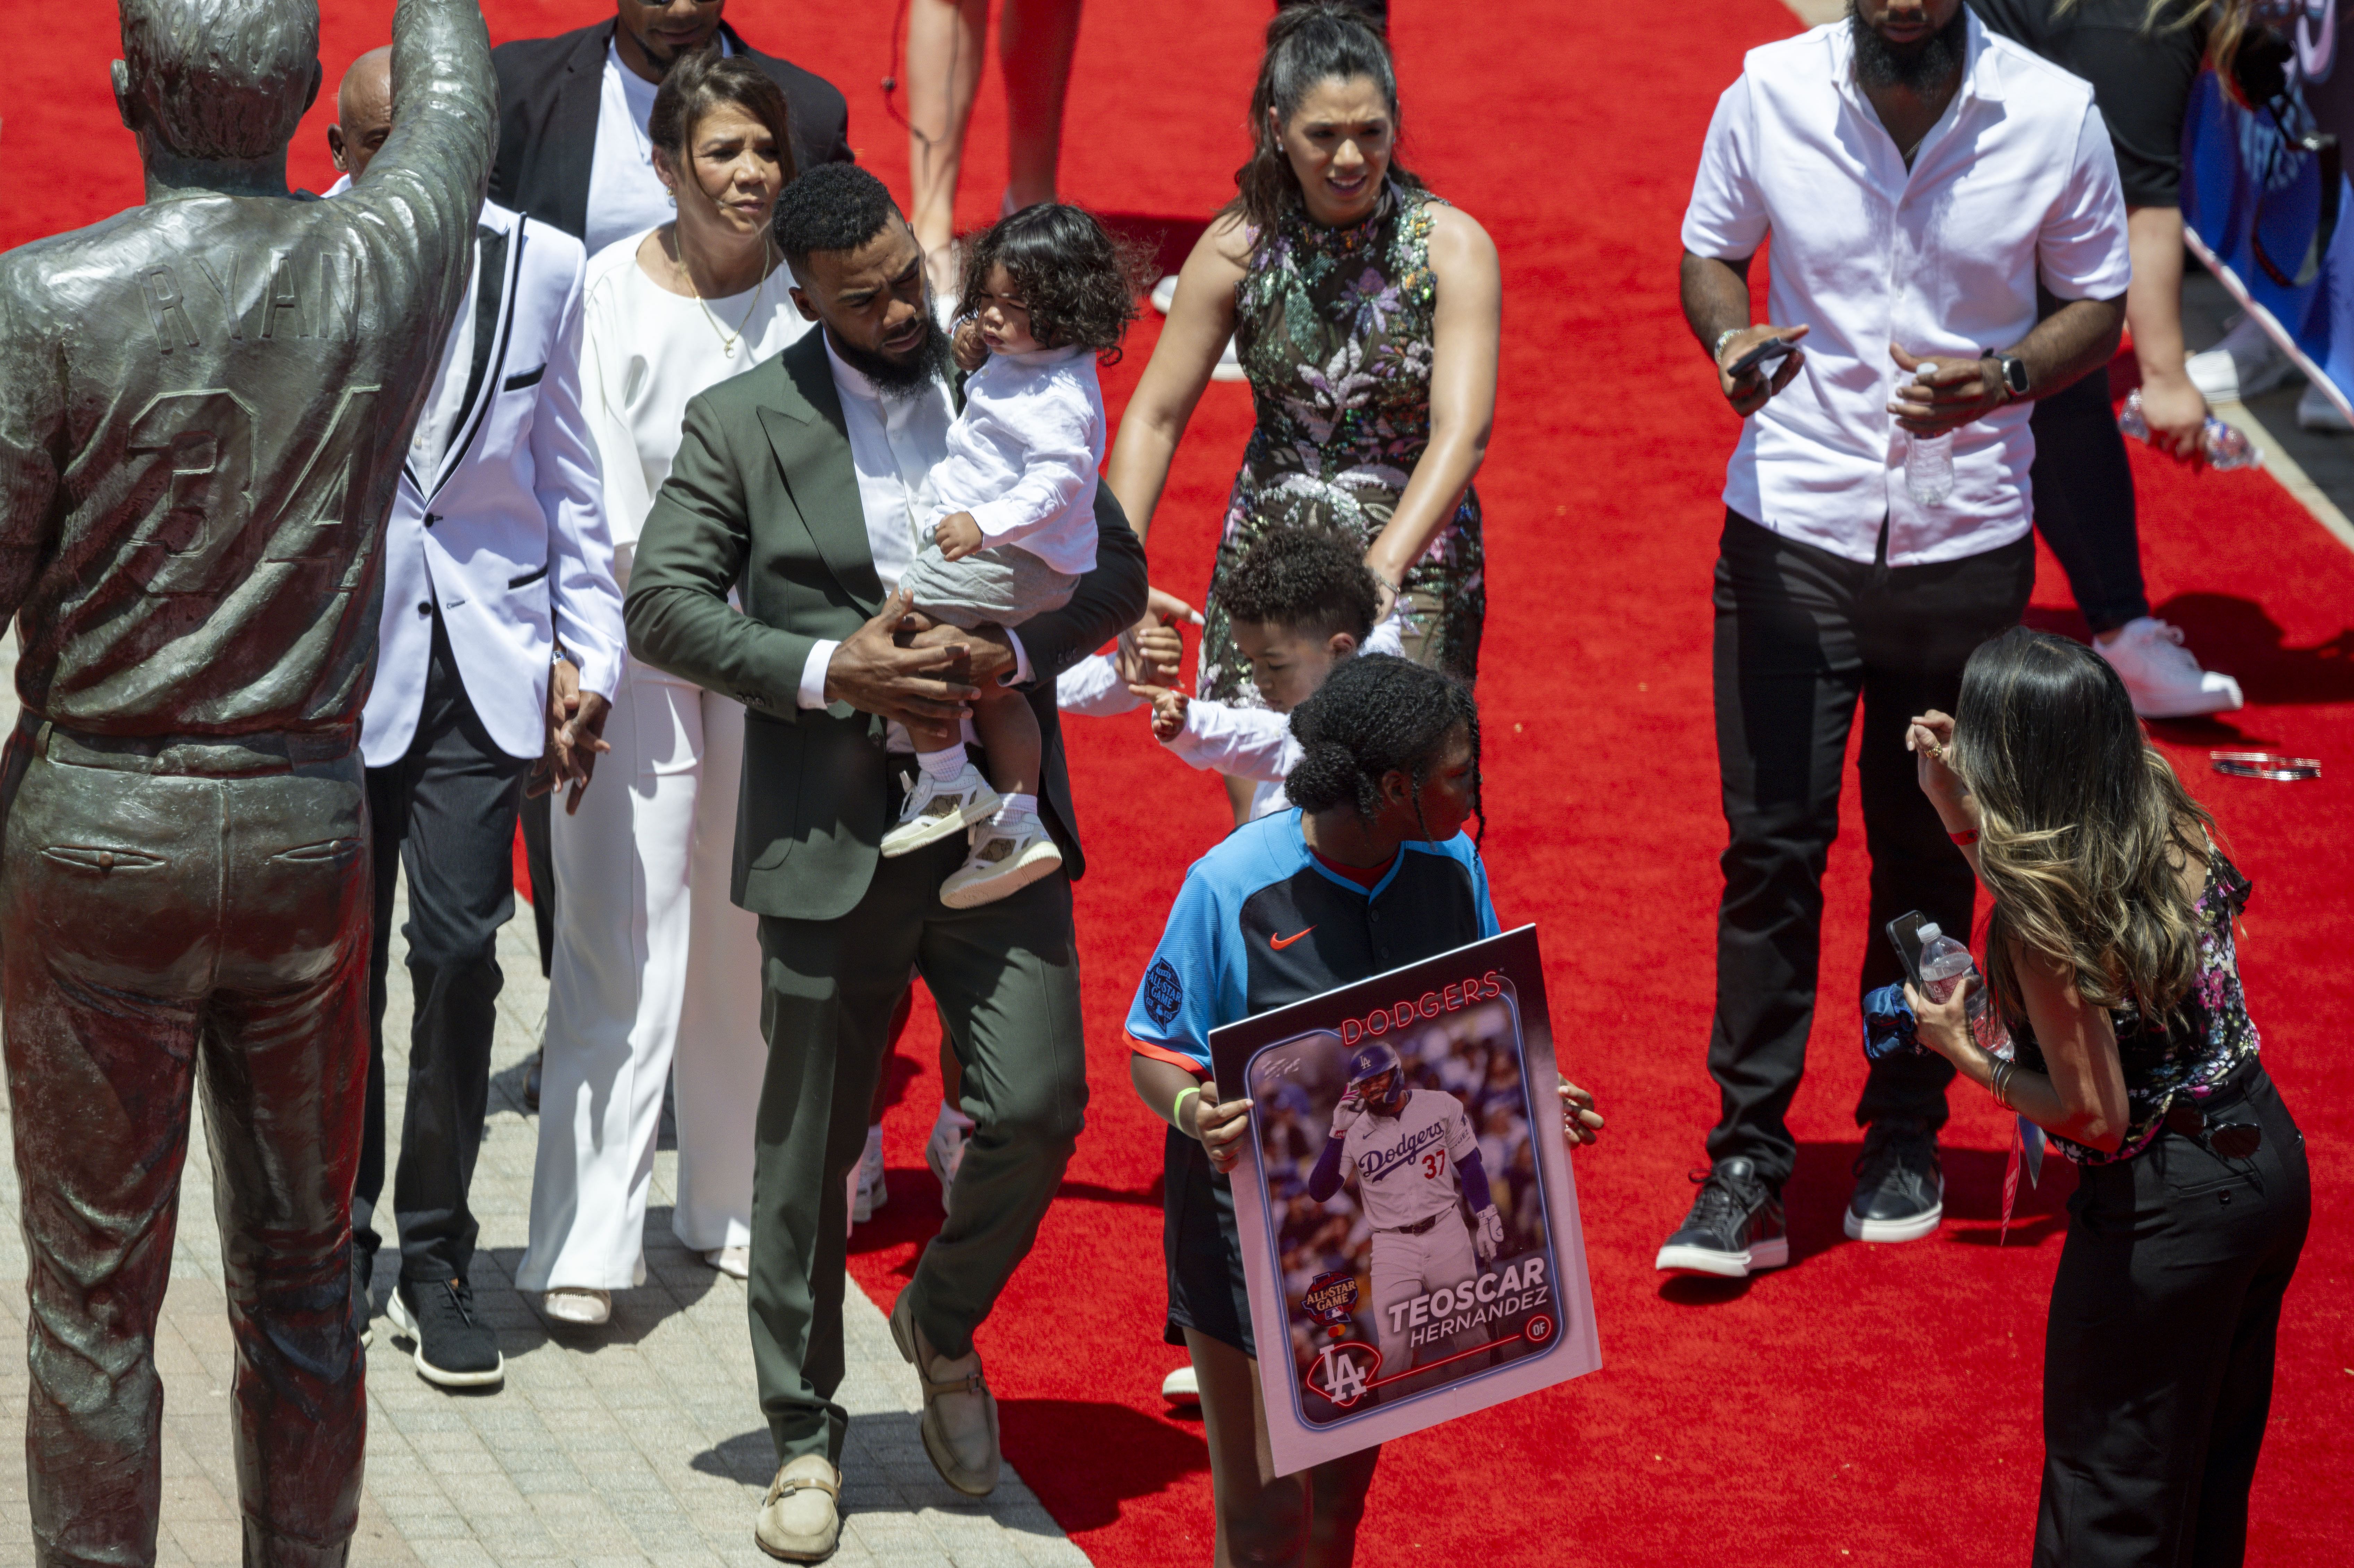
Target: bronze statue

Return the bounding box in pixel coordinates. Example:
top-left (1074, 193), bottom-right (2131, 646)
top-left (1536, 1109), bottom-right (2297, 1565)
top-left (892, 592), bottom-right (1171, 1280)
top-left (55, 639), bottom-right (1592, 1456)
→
top-left (0, 2), bottom-right (493, 1561)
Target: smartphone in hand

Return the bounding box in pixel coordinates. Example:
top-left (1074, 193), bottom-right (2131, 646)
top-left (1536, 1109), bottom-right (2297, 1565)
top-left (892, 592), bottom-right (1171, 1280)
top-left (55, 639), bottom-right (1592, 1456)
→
top-left (1728, 336), bottom-right (1796, 382)
top-left (1884, 910), bottom-right (1933, 993)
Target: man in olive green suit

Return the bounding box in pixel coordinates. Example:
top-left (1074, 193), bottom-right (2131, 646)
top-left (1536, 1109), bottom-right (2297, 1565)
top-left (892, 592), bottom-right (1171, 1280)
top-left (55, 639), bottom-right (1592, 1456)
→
top-left (623, 164), bottom-right (1144, 1560)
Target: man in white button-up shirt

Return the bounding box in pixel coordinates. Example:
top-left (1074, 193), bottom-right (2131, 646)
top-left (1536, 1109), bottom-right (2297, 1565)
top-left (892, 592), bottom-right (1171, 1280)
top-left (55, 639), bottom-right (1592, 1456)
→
top-left (1656, 0), bottom-right (2131, 1280)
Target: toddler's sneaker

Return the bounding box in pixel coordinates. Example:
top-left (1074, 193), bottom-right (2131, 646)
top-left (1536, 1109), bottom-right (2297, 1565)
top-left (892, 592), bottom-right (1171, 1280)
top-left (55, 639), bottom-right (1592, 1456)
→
top-left (940, 815), bottom-right (1063, 909)
top-left (883, 765), bottom-right (1002, 857)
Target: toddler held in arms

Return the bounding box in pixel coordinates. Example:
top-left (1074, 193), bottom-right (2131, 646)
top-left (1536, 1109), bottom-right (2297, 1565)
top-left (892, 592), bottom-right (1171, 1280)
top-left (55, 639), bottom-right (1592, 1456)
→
top-left (1131, 527), bottom-right (1403, 823)
top-left (883, 202), bottom-right (1142, 906)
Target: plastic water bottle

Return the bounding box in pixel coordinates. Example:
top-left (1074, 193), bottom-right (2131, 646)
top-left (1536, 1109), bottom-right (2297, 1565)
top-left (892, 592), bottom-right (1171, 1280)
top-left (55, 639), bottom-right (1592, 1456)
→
top-left (2116, 388), bottom-right (2261, 471)
top-left (1904, 430), bottom-right (1954, 507)
top-left (1916, 922), bottom-right (2009, 1055)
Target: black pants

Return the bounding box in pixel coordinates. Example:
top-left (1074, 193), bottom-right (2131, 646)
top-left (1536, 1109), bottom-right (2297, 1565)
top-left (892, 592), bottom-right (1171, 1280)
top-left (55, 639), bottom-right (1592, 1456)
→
top-left (2031, 371), bottom-right (2150, 635)
top-left (521, 790), bottom-right (555, 979)
top-left (358, 616), bottom-right (531, 1286)
top-left (1705, 511), bottom-right (2034, 1188)
top-left (2037, 1063), bottom-right (2309, 1566)
top-left (1, 730), bottom-right (369, 1567)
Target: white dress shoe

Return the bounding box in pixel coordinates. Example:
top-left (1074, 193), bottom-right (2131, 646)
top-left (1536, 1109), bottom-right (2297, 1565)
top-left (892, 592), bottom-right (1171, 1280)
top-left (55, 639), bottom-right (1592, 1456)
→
top-left (889, 1291), bottom-right (1000, 1497)
top-left (541, 1287), bottom-right (610, 1327)
top-left (2095, 617), bottom-right (2244, 718)
top-left (755, 1454), bottom-right (842, 1562)
top-left (705, 1246), bottom-right (751, 1280)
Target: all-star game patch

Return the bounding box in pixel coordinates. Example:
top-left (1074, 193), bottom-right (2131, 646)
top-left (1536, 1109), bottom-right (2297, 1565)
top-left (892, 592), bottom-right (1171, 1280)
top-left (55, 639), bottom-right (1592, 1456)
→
top-left (1144, 958), bottom-right (1183, 1028)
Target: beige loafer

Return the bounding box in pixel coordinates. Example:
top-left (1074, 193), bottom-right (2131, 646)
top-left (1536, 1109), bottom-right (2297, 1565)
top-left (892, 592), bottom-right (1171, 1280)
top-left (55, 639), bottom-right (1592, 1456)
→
top-left (755, 1454), bottom-right (841, 1562)
top-left (888, 1290), bottom-right (1000, 1496)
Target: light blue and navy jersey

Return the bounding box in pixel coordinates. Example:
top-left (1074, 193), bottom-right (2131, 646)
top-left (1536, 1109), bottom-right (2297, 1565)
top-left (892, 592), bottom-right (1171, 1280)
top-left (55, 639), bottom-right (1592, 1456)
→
top-left (1125, 809), bottom-right (1501, 1076)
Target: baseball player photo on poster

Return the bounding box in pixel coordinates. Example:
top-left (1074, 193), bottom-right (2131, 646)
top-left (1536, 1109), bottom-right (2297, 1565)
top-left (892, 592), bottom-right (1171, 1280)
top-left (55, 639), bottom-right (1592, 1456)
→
top-left (1209, 926), bottom-right (1601, 1475)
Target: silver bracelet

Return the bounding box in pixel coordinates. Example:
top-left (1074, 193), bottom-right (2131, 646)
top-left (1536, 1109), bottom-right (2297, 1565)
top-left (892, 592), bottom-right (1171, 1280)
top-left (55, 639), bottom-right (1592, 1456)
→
top-left (1713, 326), bottom-right (1744, 363)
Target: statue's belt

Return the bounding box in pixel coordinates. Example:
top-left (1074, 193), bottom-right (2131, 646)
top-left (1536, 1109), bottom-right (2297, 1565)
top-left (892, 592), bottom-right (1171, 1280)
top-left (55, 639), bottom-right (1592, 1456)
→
top-left (16, 717), bottom-right (357, 778)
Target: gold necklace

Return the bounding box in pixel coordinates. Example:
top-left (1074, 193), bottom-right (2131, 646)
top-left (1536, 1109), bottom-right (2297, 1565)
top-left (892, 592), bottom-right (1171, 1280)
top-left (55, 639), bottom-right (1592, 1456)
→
top-left (674, 234), bottom-right (776, 359)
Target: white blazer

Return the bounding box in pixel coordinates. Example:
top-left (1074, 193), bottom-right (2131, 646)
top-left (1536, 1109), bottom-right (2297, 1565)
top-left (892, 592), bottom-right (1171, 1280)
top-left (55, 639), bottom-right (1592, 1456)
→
top-left (356, 195), bottom-right (625, 766)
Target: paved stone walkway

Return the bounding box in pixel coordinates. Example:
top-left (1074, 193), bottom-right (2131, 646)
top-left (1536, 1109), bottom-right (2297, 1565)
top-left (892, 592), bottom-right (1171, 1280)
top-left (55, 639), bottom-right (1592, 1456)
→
top-left (0, 641), bottom-right (1086, 1568)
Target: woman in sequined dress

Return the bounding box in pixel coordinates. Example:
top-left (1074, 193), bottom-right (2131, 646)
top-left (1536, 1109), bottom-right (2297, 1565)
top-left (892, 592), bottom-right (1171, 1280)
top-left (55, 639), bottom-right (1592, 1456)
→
top-left (1106, 5), bottom-right (1499, 786)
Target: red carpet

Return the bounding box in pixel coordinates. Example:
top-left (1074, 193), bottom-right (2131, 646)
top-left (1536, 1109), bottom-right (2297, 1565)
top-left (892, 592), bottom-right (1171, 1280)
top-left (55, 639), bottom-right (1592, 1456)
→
top-left (9, 5), bottom-right (2348, 1563)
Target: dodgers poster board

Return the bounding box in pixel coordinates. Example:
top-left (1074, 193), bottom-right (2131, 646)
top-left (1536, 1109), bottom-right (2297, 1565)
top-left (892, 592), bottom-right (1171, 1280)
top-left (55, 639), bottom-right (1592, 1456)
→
top-left (1209, 925), bottom-right (1600, 1476)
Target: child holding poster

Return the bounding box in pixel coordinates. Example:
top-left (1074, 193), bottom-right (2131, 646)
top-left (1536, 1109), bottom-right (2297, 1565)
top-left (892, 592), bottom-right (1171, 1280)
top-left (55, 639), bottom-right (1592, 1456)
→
top-left (1124, 656), bottom-right (1606, 1565)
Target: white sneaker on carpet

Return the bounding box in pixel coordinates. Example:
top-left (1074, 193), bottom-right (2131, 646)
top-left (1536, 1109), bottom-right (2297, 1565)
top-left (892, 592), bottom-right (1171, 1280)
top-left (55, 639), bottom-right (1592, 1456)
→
top-left (1150, 273), bottom-right (1178, 314)
top-left (939, 814), bottom-right (1062, 908)
top-left (928, 1104), bottom-right (974, 1214)
top-left (541, 1287), bottom-right (611, 1328)
top-left (1209, 332), bottom-right (1246, 383)
top-left (2298, 379), bottom-right (2353, 431)
top-left (1161, 1364), bottom-right (1200, 1405)
top-left (854, 1124), bottom-right (888, 1222)
top-left (883, 764), bottom-right (1002, 858)
top-left (2187, 314), bottom-right (2294, 403)
top-left (2096, 617), bottom-right (2243, 718)
top-left (704, 1245), bottom-right (751, 1280)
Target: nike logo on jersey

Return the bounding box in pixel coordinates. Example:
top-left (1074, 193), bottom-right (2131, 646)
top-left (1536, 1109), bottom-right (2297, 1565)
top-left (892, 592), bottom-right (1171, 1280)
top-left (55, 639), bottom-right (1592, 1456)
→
top-left (1271, 927), bottom-right (1315, 950)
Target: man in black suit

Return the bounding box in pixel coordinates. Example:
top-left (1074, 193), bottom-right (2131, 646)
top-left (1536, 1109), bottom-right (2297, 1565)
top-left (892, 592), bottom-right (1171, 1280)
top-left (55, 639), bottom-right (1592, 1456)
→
top-left (625, 163), bottom-right (1144, 1560)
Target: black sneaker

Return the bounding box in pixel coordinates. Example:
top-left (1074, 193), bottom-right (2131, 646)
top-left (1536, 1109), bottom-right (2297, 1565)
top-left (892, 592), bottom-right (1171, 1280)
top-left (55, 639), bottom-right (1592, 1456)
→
top-left (1655, 1157), bottom-right (1789, 1277)
top-left (387, 1278), bottom-right (505, 1388)
top-left (1846, 1116), bottom-right (1944, 1243)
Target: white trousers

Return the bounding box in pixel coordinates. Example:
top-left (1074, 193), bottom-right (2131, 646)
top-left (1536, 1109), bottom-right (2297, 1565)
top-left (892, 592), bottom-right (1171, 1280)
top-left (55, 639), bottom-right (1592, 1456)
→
top-left (516, 658), bottom-right (768, 1290)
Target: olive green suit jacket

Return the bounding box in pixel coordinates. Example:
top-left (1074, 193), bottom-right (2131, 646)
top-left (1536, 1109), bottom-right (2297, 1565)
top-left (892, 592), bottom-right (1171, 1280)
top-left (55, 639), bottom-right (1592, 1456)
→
top-left (623, 330), bottom-right (1148, 923)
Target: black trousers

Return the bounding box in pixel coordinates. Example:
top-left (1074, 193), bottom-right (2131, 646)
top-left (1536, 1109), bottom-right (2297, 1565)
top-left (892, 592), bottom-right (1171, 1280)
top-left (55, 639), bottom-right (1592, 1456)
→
top-left (1705, 511), bottom-right (2034, 1188)
top-left (358, 616), bottom-right (531, 1286)
top-left (2036, 1063), bottom-right (2309, 1567)
top-left (2030, 371), bottom-right (2150, 635)
top-left (521, 791), bottom-right (555, 979)
top-left (1, 731), bottom-right (369, 1567)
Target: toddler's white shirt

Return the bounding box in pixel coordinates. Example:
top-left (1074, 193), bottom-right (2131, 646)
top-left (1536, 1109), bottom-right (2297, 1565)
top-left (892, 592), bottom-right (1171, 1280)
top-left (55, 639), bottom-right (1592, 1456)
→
top-left (933, 345), bottom-right (1104, 577)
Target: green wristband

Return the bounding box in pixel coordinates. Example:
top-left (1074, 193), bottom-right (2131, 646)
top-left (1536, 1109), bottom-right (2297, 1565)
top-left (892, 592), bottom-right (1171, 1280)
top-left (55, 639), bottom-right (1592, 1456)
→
top-left (1172, 1085), bottom-right (1204, 1133)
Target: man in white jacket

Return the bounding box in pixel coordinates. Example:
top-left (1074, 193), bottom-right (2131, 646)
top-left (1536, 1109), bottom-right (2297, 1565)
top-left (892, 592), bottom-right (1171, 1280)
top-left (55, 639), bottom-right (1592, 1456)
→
top-left (330, 48), bottom-right (626, 1389)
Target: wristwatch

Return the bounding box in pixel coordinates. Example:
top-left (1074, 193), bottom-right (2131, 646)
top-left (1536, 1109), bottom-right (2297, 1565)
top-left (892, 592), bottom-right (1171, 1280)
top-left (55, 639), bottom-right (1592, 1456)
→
top-left (1983, 349), bottom-right (2030, 401)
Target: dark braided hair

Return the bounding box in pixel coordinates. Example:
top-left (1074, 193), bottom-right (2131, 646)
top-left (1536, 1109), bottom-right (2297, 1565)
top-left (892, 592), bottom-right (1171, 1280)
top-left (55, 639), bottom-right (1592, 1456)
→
top-left (1219, 526), bottom-right (1379, 642)
top-left (1227, 3), bottom-right (1425, 249)
top-left (1286, 655), bottom-right (1482, 844)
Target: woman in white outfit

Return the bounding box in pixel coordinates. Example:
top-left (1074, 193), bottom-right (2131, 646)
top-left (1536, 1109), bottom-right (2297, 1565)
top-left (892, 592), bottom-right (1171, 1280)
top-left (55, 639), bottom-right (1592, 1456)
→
top-left (518, 49), bottom-right (810, 1327)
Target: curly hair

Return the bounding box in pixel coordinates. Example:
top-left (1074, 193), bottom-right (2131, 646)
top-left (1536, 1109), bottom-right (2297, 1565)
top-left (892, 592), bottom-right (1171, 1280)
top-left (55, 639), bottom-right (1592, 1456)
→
top-left (1952, 627), bottom-right (2218, 1029)
top-left (649, 47), bottom-right (798, 189)
top-left (1218, 527), bottom-right (1379, 643)
top-left (957, 203), bottom-right (1148, 364)
top-left (119, 0), bottom-right (319, 162)
top-left (1286, 655), bottom-right (1481, 844)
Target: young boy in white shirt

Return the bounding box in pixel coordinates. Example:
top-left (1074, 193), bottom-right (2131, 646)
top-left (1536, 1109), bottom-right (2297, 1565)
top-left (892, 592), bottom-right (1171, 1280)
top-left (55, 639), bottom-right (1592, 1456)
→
top-left (1131, 527), bottom-right (1401, 825)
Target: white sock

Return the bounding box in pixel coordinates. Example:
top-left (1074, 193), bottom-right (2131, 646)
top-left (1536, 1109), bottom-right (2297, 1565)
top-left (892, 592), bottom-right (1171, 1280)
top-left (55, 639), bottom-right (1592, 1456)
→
top-left (917, 745), bottom-right (967, 784)
top-left (993, 792), bottom-right (1038, 827)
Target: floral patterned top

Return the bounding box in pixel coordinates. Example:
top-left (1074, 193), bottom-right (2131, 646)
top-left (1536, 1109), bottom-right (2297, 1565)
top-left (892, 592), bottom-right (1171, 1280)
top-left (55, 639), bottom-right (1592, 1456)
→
top-left (2017, 854), bottom-right (2261, 1165)
top-left (1195, 181), bottom-right (1485, 704)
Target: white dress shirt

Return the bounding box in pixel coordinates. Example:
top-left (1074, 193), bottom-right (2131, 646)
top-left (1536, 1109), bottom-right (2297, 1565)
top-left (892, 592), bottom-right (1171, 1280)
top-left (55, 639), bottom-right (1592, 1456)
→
top-left (584, 36), bottom-right (736, 260)
top-left (578, 231), bottom-right (810, 575)
top-left (1680, 14), bottom-right (2132, 565)
top-left (795, 338), bottom-right (1033, 739)
top-left (931, 345), bottom-right (1104, 576)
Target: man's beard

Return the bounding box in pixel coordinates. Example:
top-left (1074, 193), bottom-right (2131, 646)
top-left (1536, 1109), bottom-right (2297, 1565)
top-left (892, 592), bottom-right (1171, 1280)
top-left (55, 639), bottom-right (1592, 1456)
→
top-left (828, 307), bottom-right (955, 395)
top-left (1849, 3), bottom-right (1968, 92)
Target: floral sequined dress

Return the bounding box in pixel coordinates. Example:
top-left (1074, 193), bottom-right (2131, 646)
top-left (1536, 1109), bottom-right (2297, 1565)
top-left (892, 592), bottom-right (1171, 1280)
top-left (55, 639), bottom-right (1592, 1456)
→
top-left (2017, 854), bottom-right (2262, 1166)
top-left (1197, 182), bottom-right (1485, 703)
